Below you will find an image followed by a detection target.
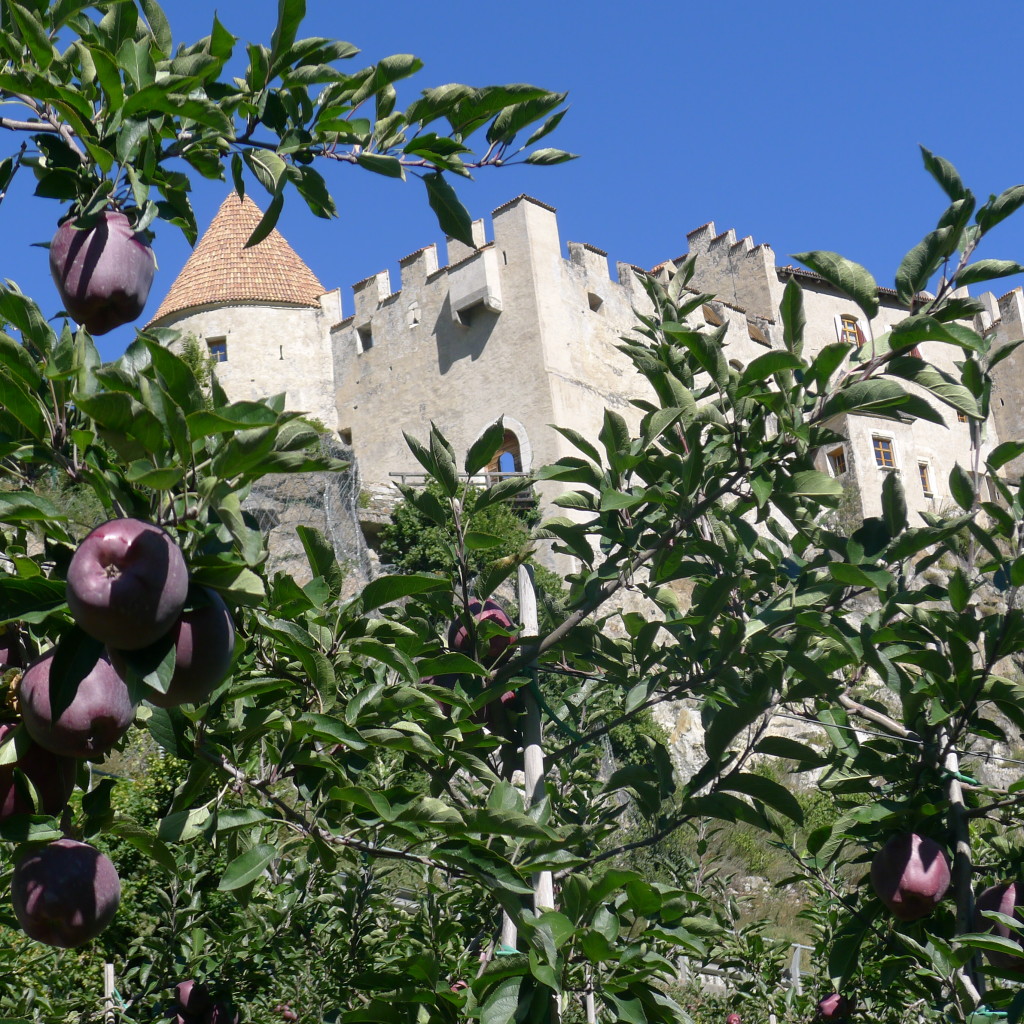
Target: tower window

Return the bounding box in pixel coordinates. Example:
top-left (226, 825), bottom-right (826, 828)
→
top-left (839, 314), bottom-right (865, 347)
top-left (356, 324), bottom-right (373, 353)
top-left (872, 436), bottom-right (896, 469)
top-left (207, 337), bottom-right (227, 362)
top-left (827, 446), bottom-right (848, 476)
top-left (918, 461), bottom-right (933, 498)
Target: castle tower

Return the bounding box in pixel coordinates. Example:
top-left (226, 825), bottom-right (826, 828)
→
top-left (148, 192), bottom-right (342, 429)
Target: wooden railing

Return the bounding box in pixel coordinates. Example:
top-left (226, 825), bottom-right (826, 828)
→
top-left (388, 471), bottom-right (536, 510)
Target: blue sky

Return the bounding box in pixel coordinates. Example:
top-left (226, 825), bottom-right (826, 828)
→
top-left (6, 0), bottom-right (1024, 361)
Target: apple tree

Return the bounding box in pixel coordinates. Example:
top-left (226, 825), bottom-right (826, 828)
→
top-left (2, 3), bottom-right (1024, 1022)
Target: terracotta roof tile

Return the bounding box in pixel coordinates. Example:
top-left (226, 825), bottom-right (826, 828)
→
top-left (148, 193), bottom-right (325, 324)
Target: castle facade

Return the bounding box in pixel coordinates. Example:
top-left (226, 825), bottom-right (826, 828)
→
top-left (148, 192), bottom-right (1024, 547)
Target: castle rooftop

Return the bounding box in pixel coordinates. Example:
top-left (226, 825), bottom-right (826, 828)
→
top-left (148, 192), bottom-right (325, 324)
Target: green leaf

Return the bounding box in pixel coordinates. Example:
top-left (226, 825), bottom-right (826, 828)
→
top-left (828, 563), bottom-right (893, 589)
top-left (920, 146), bottom-right (967, 202)
top-left (886, 354), bottom-right (981, 419)
top-left (721, 772), bottom-right (804, 824)
top-left (186, 402), bottom-right (281, 436)
top-left (753, 736), bottom-right (827, 765)
top-left (792, 251), bottom-right (879, 320)
top-left (780, 277), bottom-right (805, 356)
top-left (788, 470), bottom-right (842, 498)
top-left (988, 441), bottom-right (1024, 472)
top-left (424, 172), bottom-right (473, 247)
top-left (820, 378), bottom-right (918, 419)
top-left (218, 844), bottom-right (278, 890)
top-left (949, 463), bottom-right (975, 511)
top-left (360, 574), bottom-right (447, 611)
top-left (48, 630), bottom-right (106, 721)
top-left (429, 424), bottom-right (459, 497)
top-left (948, 568), bottom-right (970, 613)
top-left (0, 376), bottom-right (46, 440)
top-left (740, 350), bottom-right (803, 385)
top-left (895, 227), bottom-right (952, 305)
top-left (9, 3), bottom-right (55, 70)
top-left (109, 820), bottom-right (176, 873)
top-left (245, 190), bottom-right (285, 248)
top-left (976, 184), bottom-right (1024, 233)
top-left (465, 417), bottom-right (506, 476)
top-left (524, 147), bottom-right (576, 165)
top-left (881, 469), bottom-right (907, 538)
top-left (355, 153), bottom-right (404, 179)
top-left (125, 461), bottom-right (184, 490)
top-left (269, 0), bottom-right (306, 71)
top-left (296, 525), bottom-right (344, 601)
top-left (481, 976), bottom-right (522, 1024)
top-left (146, 706), bottom-right (191, 758)
top-left (598, 409), bottom-right (630, 470)
top-left (138, 0), bottom-right (172, 53)
top-left (956, 259), bottom-right (1024, 288)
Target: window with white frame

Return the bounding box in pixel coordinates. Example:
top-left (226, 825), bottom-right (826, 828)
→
top-left (836, 313), bottom-right (866, 348)
top-left (918, 461), bottom-right (934, 498)
top-left (872, 436), bottom-right (896, 469)
top-left (827, 445), bottom-right (848, 476)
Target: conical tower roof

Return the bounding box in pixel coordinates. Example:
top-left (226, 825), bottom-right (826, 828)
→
top-left (149, 192), bottom-right (325, 324)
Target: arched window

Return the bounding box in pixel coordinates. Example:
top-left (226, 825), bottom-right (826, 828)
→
top-left (838, 314), bottom-right (866, 348)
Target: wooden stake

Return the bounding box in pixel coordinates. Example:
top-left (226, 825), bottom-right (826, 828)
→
top-left (103, 963), bottom-right (114, 1024)
top-left (518, 564), bottom-right (553, 912)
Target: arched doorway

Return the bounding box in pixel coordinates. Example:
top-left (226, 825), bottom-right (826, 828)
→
top-left (487, 430), bottom-right (523, 478)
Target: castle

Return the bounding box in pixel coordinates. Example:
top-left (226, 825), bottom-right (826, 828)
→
top-left (148, 192), bottom-right (1024, 558)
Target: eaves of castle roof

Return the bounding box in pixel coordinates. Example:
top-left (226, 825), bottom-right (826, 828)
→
top-left (776, 265), bottom-right (900, 300)
top-left (148, 192), bottom-right (325, 325)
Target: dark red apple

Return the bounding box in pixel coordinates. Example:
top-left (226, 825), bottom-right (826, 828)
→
top-left (974, 882), bottom-right (1024, 971)
top-left (870, 832), bottom-right (950, 921)
top-left (816, 993), bottom-right (855, 1020)
top-left (12, 838), bottom-right (120, 947)
top-left (49, 209), bottom-right (156, 335)
top-left (175, 979), bottom-right (213, 1015)
top-left (110, 588), bottom-right (234, 707)
top-left (67, 518), bottom-right (188, 650)
top-left (0, 722), bottom-right (75, 818)
top-left (448, 599), bottom-right (516, 663)
top-left (19, 649), bottom-right (136, 758)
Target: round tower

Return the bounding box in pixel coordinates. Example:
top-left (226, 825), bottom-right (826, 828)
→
top-left (147, 192), bottom-right (341, 430)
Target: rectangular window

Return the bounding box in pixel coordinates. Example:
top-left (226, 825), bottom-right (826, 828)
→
top-left (827, 445), bottom-right (848, 476)
top-left (206, 337), bottom-right (227, 362)
top-left (872, 436), bottom-right (896, 469)
top-left (356, 324), bottom-right (373, 353)
top-left (957, 410), bottom-right (968, 423)
top-left (918, 461), bottom-right (933, 498)
top-left (840, 314), bottom-right (864, 348)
